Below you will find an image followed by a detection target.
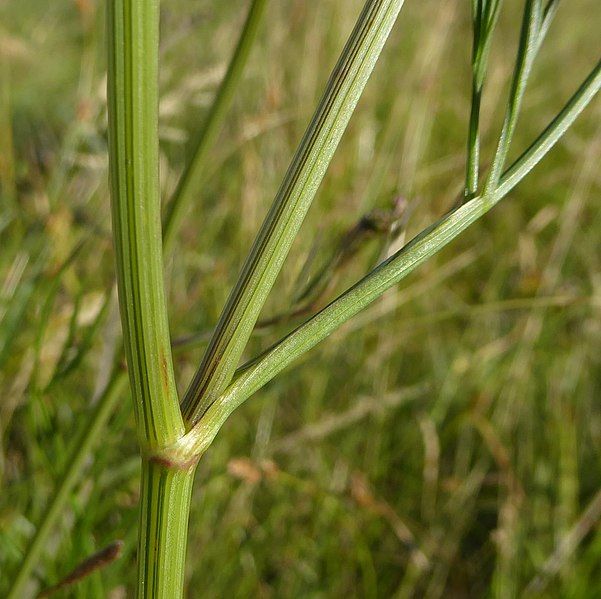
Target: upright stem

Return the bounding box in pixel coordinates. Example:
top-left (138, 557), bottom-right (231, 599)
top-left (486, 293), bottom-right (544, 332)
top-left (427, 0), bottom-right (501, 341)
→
top-left (137, 461), bottom-right (195, 598)
top-left (465, 81), bottom-right (482, 198)
top-left (465, 0), bottom-right (502, 201)
top-left (484, 0), bottom-right (542, 196)
top-left (107, 0), bottom-right (183, 450)
top-left (465, 2), bottom-right (483, 200)
top-left (106, 1), bottom-right (193, 596)
top-left (6, 2), bottom-right (268, 593)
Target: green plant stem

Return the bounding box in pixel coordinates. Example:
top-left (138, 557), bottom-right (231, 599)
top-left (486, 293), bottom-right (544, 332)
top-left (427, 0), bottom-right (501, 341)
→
top-left (107, 1), bottom-right (191, 597)
top-left (6, 373), bottom-right (128, 599)
top-left (162, 0), bottom-right (268, 252)
top-left (181, 0), bottom-right (406, 426)
top-left (467, 0), bottom-right (558, 201)
top-left (7, 0), bottom-right (265, 593)
top-left (466, 81), bottom-right (483, 199)
top-left (496, 57), bottom-right (600, 197)
top-left (137, 460), bottom-right (195, 599)
top-left (465, 0), bottom-right (502, 199)
top-left (538, 0), bottom-right (560, 53)
top-left (484, 0), bottom-right (542, 195)
top-left (165, 56), bottom-right (600, 462)
top-left (107, 0), bottom-right (183, 450)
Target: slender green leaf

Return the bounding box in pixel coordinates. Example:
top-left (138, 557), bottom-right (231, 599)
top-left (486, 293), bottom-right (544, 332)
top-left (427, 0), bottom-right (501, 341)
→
top-left (0, 253), bottom-right (38, 370)
top-left (496, 57), bottom-right (600, 198)
top-left (47, 291), bottom-right (113, 387)
top-left (31, 243), bottom-right (84, 392)
top-left (162, 0), bottom-right (269, 252)
top-left (181, 0), bottom-right (407, 425)
top-left (465, 0), bottom-right (503, 199)
top-left (6, 373), bottom-right (128, 599)
top-left (538, 0), bottom-right (560, 52)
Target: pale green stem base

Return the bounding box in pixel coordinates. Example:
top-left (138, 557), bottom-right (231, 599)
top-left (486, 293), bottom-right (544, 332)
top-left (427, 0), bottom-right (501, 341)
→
top-left (137, 460), bottom-right (196, 599)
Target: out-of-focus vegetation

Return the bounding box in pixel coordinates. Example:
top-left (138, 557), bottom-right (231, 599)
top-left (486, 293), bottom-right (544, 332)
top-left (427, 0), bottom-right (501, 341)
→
top-left (1, 0), bottom-right (600, 596)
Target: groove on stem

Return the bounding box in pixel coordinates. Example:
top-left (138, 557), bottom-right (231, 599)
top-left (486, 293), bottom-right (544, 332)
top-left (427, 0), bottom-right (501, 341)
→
top-left (137, 460), bottom-right (195, 599)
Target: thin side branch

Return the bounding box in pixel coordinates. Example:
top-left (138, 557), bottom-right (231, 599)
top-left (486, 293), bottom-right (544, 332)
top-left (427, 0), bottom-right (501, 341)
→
top-left (181, 0), bottom-right (407, 425)
top-left (165, 57), bottom-right (600, 462)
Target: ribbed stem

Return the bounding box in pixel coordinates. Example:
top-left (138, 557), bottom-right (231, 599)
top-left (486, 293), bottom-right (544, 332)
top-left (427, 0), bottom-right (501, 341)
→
top-left (106, 1), bottom-right (193, 596)
top-left (107, 0), bottom-right (184, 450)
top-left (137, 460), bottom-right (195, 599)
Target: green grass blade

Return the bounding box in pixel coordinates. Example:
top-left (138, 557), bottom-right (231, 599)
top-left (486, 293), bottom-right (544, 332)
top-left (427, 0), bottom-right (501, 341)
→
top-left (6, 373), bottom-right (128, 599)
top-left (162, 0), bottom-right (268, 252)
top-left (107, 0), bottom-right (183, 449)
top-left (168, 57), bottom-right (600, 460)
top-left (181, 0), bottom-right (406, 425)
top-left (47, 291), bottom-right (113, 387)
top-left (0, 253), bottom-right (37, 370)
top-left (30, 244), bottom-right (84, 392)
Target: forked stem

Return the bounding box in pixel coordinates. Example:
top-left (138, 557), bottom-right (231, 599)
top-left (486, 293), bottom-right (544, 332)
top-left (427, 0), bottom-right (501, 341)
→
top-left (6, 0), bottom-right (267, 594)
top-left (106, 0), bottom-right (189, 595)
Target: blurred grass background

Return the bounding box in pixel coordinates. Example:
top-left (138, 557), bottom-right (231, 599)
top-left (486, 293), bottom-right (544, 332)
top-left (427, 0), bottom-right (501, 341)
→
top-left (1, 0), bottom-right (600, 596)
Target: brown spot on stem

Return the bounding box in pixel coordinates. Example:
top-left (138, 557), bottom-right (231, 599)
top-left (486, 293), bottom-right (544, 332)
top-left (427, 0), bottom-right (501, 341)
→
top-left (159, 348), bottom-right (169, 395)
top-left (150, 454), bottom-right (200, 472)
